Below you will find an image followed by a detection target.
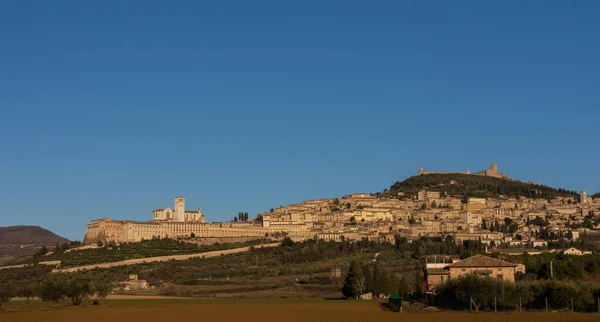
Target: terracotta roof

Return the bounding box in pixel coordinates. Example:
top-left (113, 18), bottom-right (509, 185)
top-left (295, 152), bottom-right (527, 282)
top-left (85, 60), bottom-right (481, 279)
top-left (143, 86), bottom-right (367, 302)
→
top-left (448, 255), bottom-right (517, 268)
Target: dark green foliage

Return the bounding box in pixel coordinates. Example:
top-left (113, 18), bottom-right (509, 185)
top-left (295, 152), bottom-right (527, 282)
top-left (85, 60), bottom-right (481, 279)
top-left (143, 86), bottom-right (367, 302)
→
top-left (342, 261), bottom-right (364, 299)
top-left (33, 245), bottom-right (48, 258)
top-left (281, 237), bottom-right (295, 247)
top-left (371, 263), bottom-right (382, 294)
top-left (63, 275), bottom-right (92, 305)
top-left (408, 215), bottom-right (416, 225)
top-left (15, 282), bottom-right (36, 305)
top-left (0, 284), bottom-right (14, 308)
top-left (0, 264), bottom-right (53, 285)
top-left (435, 274), bottom-right (600, 312)
top-left (362, 264), bottom-right (372, 294)
top-left (39, 275), bottom-right (66, 303)
top-left (394, 236), bottom-right (485, 258)
top-left (530, 216), bottom-right (548, 227)
top-left (23, 238), bottom-right (269, 268)
top-left (386, 173), bottom-right (578, 200)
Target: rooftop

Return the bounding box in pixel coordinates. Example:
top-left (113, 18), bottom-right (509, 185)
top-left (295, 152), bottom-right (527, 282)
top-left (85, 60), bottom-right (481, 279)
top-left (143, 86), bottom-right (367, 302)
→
top-left (448, 255), bottom-right (517, 268)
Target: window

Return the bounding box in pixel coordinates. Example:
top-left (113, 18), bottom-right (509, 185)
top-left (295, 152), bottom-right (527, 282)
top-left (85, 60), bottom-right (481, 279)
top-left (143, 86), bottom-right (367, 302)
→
top-left (441, 275), bottom-right (449, 283)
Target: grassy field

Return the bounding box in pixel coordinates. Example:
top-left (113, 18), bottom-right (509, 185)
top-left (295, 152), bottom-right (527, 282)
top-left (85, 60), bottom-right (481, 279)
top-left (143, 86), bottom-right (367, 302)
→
top-left (1, 300), bottom-right (597, 322)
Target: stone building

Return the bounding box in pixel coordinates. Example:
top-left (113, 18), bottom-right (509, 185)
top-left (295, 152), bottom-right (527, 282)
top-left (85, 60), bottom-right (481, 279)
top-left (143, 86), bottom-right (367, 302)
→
top-left (427, 255), bottom-right (521, 291)
top-left (152, 197), bottom-right (205, 222)
top-left (447, 255), bottom-right (519, 281)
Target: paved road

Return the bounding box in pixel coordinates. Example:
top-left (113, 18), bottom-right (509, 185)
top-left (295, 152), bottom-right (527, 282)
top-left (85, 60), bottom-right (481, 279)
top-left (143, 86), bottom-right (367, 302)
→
top-left (52, 243), bottom-right (280, 273)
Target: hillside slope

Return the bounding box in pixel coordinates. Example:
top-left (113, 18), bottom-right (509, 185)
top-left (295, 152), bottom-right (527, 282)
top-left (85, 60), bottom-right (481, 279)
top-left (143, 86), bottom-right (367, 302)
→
top-left (0, 226), bottom-right (69, 245)
top-left (385, 173), bottom-right (579, 200)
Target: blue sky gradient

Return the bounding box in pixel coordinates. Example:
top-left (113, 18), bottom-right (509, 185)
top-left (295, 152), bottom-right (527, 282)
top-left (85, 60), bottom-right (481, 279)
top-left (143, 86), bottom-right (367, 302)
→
top-left (1, 1), bottom-right (599, 240)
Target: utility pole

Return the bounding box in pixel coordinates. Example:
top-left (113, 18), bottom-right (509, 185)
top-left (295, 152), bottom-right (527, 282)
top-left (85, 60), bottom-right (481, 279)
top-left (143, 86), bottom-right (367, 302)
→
top-left (545, 297), bottom-right (548, 312)
top-left (494, 296), bottom-right (497, 312)
top-left (550, 261), bottom-right (553, 278)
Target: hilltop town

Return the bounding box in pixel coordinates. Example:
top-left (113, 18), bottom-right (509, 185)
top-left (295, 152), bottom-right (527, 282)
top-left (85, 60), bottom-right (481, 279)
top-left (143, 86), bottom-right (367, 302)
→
top-left (84, 164), bottom-right (600, 251)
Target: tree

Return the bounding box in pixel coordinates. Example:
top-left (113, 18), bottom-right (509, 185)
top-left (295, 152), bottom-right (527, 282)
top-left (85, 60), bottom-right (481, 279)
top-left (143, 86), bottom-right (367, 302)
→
top-left (408, 215), bottom-right (416, 225)
top-left (0, 285), bottom-right (13, 308)
top-left (16, 282), bottom-right (36, 306)
top-left (190, 232), bottom-right (195, 238)
top-left (342, 261), bottom-right (365, 299)
top-left (281, 237), bottom-right (295, 247)
top-left (39, 276), bottom-right (66, 304)
top-left (233, 217), bottom-right (238, 222)
top-left (349, 216), bottom-right (357, 225)
top-left (421, 203), bottom-right (427, 210)
top-left (346, 202), bottom-right (352, 209)
top-left (64, 276), bottom-right (92, 306)
top-left (372, 263), bottom-right (383, 295)
top-left (91, 279), bottom-right (112, 303)
top-left (34, 245), bottom-right (48, 258)
top-left (431, 201), bottom-right (437, 208)
top-left (97, 240), bottom-right (104, 247)
top-left (362, 265), bottom-right (373, 294)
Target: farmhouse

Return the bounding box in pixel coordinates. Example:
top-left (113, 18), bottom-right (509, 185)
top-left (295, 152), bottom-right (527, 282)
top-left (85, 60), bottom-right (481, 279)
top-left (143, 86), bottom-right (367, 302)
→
top-left (427, 255), bottom-right (521, 291)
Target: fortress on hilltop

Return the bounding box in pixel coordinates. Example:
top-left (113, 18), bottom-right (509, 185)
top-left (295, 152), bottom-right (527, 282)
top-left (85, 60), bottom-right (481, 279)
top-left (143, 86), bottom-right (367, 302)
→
top-left (418, 163), bottom-right (509, 179)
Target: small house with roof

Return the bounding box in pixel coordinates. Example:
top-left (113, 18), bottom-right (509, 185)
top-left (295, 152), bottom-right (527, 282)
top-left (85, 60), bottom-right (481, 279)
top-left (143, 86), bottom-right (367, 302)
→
top-left (427, 255), bottom-right (521, 291)
top-left (447, 254), bottom-right (519, 282)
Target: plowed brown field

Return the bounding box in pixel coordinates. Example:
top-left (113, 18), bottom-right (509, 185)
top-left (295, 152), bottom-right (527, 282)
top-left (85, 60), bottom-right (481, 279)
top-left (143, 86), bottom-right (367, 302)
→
top-left (1, 302), bottom-right (596, 322)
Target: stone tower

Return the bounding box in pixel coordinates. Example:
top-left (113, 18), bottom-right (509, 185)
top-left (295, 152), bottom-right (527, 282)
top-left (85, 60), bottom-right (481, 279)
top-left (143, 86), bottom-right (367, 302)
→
top-left (174, 196), bottom-right (185, 222)
top-left (580, 190), bottom-right (586, 205)
top-left (419, 166), bottom-right (424, 175)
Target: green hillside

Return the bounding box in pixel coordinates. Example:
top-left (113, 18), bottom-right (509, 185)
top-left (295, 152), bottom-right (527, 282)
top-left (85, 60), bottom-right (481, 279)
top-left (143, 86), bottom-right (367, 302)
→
top-left (384, 173), bottom-right (579, 200)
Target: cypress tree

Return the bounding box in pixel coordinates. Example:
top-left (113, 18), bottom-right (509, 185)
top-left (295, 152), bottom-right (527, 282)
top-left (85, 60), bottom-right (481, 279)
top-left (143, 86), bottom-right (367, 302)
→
top-left (342, 261), bottom-right (365, 299)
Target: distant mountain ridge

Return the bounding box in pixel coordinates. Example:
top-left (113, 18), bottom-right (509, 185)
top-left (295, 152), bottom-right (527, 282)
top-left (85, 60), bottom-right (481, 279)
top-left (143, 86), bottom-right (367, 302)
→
top-left (384, 173), bottom-right (579, 200)
top-left (0, 226), bottom-right (70, 245)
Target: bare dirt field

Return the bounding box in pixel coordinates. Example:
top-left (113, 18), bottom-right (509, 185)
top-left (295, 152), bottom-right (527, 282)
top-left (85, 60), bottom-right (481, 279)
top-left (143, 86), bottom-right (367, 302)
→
top-left (1, 301), bottom-right (596, 322)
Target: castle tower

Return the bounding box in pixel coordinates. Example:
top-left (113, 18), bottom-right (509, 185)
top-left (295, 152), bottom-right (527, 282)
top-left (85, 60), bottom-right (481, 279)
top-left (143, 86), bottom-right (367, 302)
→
top-left (174, 196), bottom-right (185, 222)
top-left (419, 166), bottom-right (424, 175)
top-left (580, 190), bottom-right (586, 205)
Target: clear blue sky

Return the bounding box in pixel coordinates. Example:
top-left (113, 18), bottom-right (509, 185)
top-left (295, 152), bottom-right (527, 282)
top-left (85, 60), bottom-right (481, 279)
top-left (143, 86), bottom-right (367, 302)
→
top-left (1, 1), bottom-right (599, 241)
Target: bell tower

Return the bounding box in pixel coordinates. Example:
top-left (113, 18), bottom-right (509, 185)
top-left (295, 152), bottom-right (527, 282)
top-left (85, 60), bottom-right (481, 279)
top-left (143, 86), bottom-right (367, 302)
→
top-left (174, 196), bottom-right (185, 221)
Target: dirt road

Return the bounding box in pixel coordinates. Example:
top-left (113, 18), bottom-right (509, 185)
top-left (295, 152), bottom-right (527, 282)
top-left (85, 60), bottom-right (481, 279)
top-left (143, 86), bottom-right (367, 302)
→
top-left (52, 243), bottom-right (279, 273)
